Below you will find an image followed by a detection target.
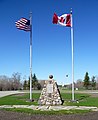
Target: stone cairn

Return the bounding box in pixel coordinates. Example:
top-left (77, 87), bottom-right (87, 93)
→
top-left (38, 75), bottom-right (62, 105)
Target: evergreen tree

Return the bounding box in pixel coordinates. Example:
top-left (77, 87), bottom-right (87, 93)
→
top-left (32, 73), bottom-right (38, 90)
top-left (91, 76), bottom-right (96, 90)
top-left (36, 83), bottom-right (42, 90)
top-left (27, 73), bottom-right (41, 90)
top-left (83, 72), bottom-right (90, 89)
top-left (27, 77), bottom-right (30, 89)
top-left (23, 80), bottom-right (27, 90)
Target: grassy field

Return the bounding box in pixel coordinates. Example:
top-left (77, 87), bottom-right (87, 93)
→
top-left (62, 93), bottom-right (98, 107)
top-left (0, 93), bottom-right (40, 105)
top-left (0, 91), bottom-right (98, 114)
top-left (0, 91), bottom-right (98, 107)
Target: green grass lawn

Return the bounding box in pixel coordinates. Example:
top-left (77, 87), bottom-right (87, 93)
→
top-left (0, 91), bottom-right (97, 114)
top-left (0, 93), bottom-right (40, 105)
top-left (61, 93), bottom-right (98, 107)
top-left (0, 92), bottom-right (98, 107)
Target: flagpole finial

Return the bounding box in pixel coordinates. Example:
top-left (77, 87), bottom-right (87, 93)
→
top-left (70, 8), bottom-right (72, 14)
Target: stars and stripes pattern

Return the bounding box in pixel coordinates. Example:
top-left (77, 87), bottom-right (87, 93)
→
top-left (15, 18), bottom-right (30, 31)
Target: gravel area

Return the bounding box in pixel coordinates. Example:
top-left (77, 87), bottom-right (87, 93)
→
top-left (0, 110), bottom-right (98, 120)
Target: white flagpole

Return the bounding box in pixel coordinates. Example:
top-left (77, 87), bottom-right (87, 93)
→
top-left (30, 12), bottom-right (32, 101)
top-left (70, 9), bottom-right (75, 101)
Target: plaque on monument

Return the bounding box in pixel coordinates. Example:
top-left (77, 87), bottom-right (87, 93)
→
top-left (47, 84), bottom-right (53, 93)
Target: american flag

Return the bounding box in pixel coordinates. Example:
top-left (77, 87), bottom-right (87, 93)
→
top-left (15, 18), bottom-right (30, 31)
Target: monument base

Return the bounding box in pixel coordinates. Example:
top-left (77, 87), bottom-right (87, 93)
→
top-left (38, 79), bottom-right (63, 105)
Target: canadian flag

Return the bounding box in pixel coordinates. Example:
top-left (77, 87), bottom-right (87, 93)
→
top-left (52, 13), bottom-right (71, 27)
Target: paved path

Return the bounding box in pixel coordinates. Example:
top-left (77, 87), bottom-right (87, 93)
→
top-left (0, 91), bottom-right (27, 98)
top-left (0, 90), bottom-right (98, 98)
top-left (0, 105), bottom-right (98, 111)
top-left (0, 90), bottom-right (41, 98)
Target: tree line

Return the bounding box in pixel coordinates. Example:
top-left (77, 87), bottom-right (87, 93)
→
top-left (64, 72), bottom-right (98, 90)
top-left (0, 73), bottom-right (41, 91)
top-left (74, 72), bottom-right (98, 90)
top-left (83, 72), bottom-right (97, 90)
top-left (0, 72), bottom-right (22, 91)
top-left (23, 73), bottom-right (41, 90)
top-left (0, 71), bottom-right (97, 91)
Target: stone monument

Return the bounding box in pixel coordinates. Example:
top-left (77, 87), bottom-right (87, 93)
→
top-left (38, 75), bottom-right (63, 105)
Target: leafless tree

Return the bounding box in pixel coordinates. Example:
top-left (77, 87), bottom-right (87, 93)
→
top-left (75, 79), bottom-right (84, 89)
top-left (0, 73), bottom-right (22, 91)
top-left (0, 75), bottom-right (10, 90)
top-left (11, 72), bottom-right (22, 90)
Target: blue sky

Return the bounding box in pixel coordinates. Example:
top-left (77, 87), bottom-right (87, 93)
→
top-left (0, 0), bottom-right (98, 84)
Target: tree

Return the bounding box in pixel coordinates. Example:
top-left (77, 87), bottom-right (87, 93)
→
top-left (27, 77), bottom-right (30, 89)
top-left (91, 76), bottom-right (96, 90)
top-left (36, 83), bottom-right (42, 90)
top-left (11, 72), bottom-right (22, 90)
top-left (0, 75), bottom-right (10, 91)
top-left (23, 80), bottom-right (28, 90)
top-left (32, 73), bottom-right (38, 90)
top-left (0, 73), bottom-right (22, 91)
top-left (27, 73), bottom-right (41, 90)
top-left (75, 79), bottom-right (83, 89)
top-left (83, 72), bottom-right (90, 89)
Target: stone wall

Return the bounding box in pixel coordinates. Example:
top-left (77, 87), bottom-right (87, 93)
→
top-left (38, 79), bottom-right (62, 105)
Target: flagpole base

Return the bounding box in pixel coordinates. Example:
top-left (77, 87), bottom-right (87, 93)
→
top-left (70, 100), bottom-right (79, 103)
top-left (26, 99), bottom-right (34, 102)
top-left (30, 99), bottom-right (34, 102)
